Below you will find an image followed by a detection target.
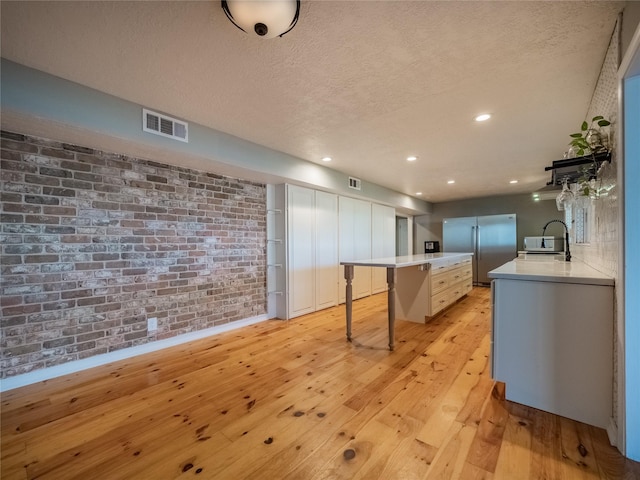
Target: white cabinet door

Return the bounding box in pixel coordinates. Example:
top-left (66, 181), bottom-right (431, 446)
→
top-left (287, 185), bottom-right (315, 318)
top-left (353, 198), bottom-right (372, 299)
top-left (315, 191), bottom-right (338, 310)
top-left (338, 196), bottom-right (356, 303)
top-left (371, 203), bottom-right (396, 293)
top-left (339, 196), bottom-right (372, 301)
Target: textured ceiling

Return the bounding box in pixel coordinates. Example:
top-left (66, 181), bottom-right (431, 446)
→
top-left (0, 1), bottom-right (624, 203)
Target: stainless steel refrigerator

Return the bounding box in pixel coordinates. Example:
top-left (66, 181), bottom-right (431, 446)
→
top-left (442, 214), bottom-right (517, 285)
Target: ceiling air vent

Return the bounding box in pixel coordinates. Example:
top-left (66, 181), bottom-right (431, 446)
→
top-left (142, 108), bottom-right (188, 143)
top-left (348, 176), bottom-right (362, 191)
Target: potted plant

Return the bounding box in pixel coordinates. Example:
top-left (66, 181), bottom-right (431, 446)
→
top-left (568, 116), bottom-right (611, 197)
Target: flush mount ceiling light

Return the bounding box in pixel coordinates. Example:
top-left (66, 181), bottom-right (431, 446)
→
top-left (447, 180), bottom-right (456, 184)
top-left (221, 0), bottom-right (300, 38)
top-left (407, 156), bottom-right (418, 162)
top-left (321, 156), bottom-right (332, 162)
top-left (474, 114), bottom-right (491, 122)
top-left (510, 180), bottom-right (518, 184)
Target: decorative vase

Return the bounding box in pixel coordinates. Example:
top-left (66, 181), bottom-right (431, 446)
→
top-left (585, 129), bottom-right (604, 151)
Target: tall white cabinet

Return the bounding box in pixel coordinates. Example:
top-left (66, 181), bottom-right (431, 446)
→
top-left (271, 184), bottom-right (339, 319)
top-left (339, 197), bottom-right (372, 302)
top-left (270, 184), bottom-right (394, 319)
top-left (286, 185), bottom-right (317, 317)
top-left (315, 191), bottom-right (339, 310)
top-left (371, 203), bottom-right (396, 293)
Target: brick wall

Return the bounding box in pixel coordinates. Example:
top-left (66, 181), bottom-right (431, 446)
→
top-left (0, 130), bottom-right (267, 378)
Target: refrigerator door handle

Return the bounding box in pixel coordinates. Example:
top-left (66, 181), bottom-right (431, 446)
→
top-left (476, 225), bottom-right (480, 260)
top-left (472, 225), bottom-right (476, 253)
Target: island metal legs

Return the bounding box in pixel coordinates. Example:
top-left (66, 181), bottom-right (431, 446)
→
top-left (386, 267), bottom-right (395, 351)
top-left (344, 264), bottom-right (353, 343)
top-left (343, 265), bottom-right (395, 351)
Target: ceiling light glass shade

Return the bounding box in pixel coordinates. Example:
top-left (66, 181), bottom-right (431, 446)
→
top-left (221, 0), bottom-right (300, 39)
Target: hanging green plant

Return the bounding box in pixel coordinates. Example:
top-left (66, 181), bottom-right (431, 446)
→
top-left (567, 115), bottom-right (611, 197)
top-left (568, 116), bottom-right (611, 156)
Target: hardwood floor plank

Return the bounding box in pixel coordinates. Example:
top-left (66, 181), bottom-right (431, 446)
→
top-left (528, 406), bottom-right (562, 480)
top-left (308, 418), bottom-right (399, 480)
top-left (558, 415), bottom-right (605, 479)
top-left (363, 415), bottom-right (437, 480)
top-left (464, 382), bottom-right (510, 474)
top-left (493, 405), bottom-right (533, 479)
top-left (239, 403), bottom-right (360, 480)
top-left (415, 335), bottom-right (489, 448)
top-left (423, 420), bottom-right (477, 479)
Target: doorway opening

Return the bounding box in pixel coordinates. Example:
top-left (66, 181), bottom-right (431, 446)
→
top-left (395, 216), bottom-right (408, 256)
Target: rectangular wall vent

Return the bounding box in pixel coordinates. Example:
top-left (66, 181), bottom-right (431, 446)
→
top-left (348, 176), bottom-right (362, 190)
top-left (142, 108), bottom-right (188, 142)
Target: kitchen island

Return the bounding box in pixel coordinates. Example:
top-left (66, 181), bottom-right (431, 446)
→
top-left (341, 252), bottom-right (473, 350)
top-left (489, 257), bottom-right (614, 429)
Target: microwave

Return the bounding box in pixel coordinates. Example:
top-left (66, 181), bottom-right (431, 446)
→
top-left (523, 236), bottom-right (565, 252)
top-left (424, 241), bottom-right (440, 253)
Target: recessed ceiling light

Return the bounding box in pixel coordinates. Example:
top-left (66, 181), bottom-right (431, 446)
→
top-left (321, 156), bottom-right (332, 162)
top-left (510, 180), bottom-right (518, 184)
top-left (447, 180), bottom-right (455, 184)
top-left (475, 114), bottom-right (491, 122)
top-left (415, 192), bottom-right (422, 196)
top-left (407, 156), bottom-right (418, 162)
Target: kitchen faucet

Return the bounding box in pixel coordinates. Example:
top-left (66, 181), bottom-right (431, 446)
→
top-left (541, 219), bottom-right (571, 262)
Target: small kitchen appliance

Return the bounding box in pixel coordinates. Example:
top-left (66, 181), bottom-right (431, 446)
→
top-left (424, 241), bottom-right (440, 253)
top-left (523, 236), bottom-right (565, 253)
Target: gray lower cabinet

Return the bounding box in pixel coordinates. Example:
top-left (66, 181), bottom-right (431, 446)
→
top-left (491, 277), bottom-right (613, 429)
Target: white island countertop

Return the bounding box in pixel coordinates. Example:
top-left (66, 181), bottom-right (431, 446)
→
top-left (488, 257), bottom-right (614, 286)
top-left (340, 252), bottom-right (473, 268)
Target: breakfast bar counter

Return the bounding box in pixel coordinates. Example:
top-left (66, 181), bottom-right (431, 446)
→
top-left (341, 252), bottom-right (473, 350)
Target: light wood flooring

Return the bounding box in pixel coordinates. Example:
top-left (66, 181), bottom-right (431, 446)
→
top-left (2, 287), bottom-right (639, 479)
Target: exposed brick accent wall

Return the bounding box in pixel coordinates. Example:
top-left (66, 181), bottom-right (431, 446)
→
top-left (0, 131), bottom-right (266, 378)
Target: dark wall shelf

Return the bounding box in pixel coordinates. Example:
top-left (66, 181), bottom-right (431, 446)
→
top-left (545, 151), bottom-right (611, 186)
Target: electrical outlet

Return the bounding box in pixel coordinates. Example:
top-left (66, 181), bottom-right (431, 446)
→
top-left (147, 317), bottom-right (158, 331)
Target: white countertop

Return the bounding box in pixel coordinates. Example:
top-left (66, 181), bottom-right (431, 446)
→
top-left (488, 258), bottom-right (614, 286)
top-left (340, 252), bottom-right (473, 268)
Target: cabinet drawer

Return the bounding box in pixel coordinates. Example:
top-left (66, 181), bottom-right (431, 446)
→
top-left (449, 267), bottom-right (465, 284)
top-left (431, 272), bottom-right (450, 294)
top-left (460, 265), bottom-right (473, 281)
top-left (430, 261), bottom-right (450, 274)
top-left (449, 283), bottom-right (465, 301)
top-left (431, 289), bottom-right (451, 315)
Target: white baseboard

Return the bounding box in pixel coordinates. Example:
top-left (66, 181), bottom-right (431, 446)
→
top-left (607, 416), bottom-right (618, 446)
top-left (0, 314), bottom-right (271, 392)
